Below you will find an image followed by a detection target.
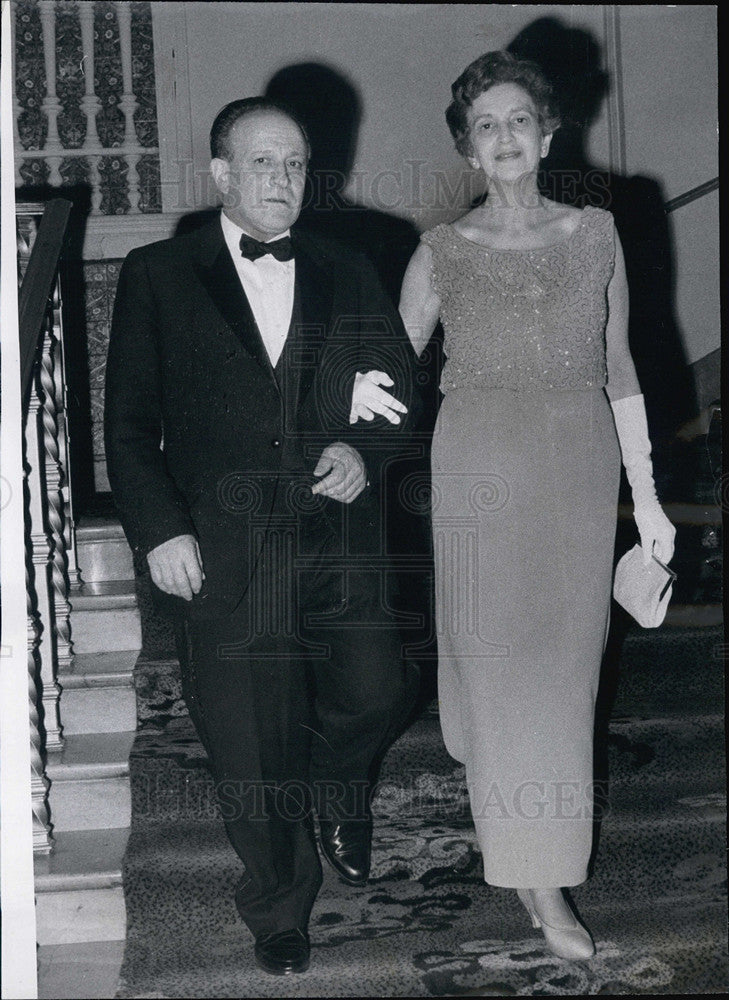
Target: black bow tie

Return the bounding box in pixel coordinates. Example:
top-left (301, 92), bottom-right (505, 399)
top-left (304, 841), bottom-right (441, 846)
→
top-left (239, 233), bottom-right (294, 262)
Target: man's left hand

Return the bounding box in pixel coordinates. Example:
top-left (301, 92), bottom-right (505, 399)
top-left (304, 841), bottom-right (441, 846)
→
top-left (312, 442), bottom-right (367, 503)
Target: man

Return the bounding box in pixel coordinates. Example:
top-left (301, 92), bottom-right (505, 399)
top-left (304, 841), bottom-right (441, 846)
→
top-left (105, 97), bottom-right (417, 976)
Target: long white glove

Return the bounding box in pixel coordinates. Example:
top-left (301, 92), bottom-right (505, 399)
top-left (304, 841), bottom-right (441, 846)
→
top-left (349, 370), bottom-right (407, 425)
top-left (610, 393), bottom-right (676, 565)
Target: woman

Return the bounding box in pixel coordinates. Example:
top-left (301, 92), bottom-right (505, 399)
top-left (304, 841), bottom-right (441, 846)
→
top-left (351, 50), bottom-right (675, 959)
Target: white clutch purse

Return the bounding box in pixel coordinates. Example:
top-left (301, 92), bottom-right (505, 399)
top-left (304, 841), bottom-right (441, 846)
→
top-left (613, 543), bottom-right (677, 628)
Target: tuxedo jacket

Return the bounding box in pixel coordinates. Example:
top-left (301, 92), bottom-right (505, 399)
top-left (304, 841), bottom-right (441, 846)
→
top-left (104, 217), bottom-right (418, 620)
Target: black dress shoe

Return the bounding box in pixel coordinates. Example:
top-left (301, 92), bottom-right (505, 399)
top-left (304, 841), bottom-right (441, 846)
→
top-left (254, 927), bottom-right (310, 975)
top-left (318, 818), bottom-right (371, 886)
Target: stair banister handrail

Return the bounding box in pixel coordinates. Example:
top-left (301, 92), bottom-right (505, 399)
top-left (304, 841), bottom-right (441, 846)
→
top-left (18, 197), bottom-right (75, 851)
top-left (19, 198), bottom-right (72, 413)
top-left (665, 176), bottom-right (718, 214)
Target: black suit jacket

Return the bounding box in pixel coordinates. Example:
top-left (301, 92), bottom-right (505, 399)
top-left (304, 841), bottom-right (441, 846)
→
top-left (104, 218), bottom-right (418, 620)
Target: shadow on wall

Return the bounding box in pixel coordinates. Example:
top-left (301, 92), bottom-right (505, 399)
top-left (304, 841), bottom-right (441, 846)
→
top-left (264, 61), bottom-right (421, 306)
top-left (506, 17), bottom-right (697, 493)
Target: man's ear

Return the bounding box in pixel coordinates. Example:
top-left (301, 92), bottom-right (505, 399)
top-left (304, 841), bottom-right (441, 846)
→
top-left (540, 133), bottom-right (553, 159)
top-left (210, 157), bottom-right (230, 195)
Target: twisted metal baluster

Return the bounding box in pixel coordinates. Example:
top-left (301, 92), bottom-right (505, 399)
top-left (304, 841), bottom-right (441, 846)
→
top-left (26, 333), bottom-right (63, 754)
top-left (27, 566), bottom-right (53, 853)
top-left (24, 434), bottom-right (54, 853)
top-left (50, 268), bottom-right (81, 590)
top-left (40, 294), bottom-right (74, 732)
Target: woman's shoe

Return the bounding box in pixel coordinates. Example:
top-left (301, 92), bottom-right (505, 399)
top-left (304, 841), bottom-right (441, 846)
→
top-left (516, 888), bottom-right (595, 960)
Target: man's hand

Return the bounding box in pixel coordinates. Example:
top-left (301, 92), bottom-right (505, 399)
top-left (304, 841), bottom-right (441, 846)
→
top-left (349, 370), bottom-right (408, 425)
top-left (311, 442), bottom-right (366, 503)
top-left (147, 534), bottom-right (205, 601)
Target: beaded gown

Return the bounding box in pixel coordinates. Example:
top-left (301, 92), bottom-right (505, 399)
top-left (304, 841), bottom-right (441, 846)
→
top-left (421, 206), bottom-right (621, 887)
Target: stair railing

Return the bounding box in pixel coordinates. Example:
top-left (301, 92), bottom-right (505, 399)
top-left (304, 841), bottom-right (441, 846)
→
top-left (18, 197), bottom-right (74, 853)
top-left (665, 176), bottom-right (718, 214)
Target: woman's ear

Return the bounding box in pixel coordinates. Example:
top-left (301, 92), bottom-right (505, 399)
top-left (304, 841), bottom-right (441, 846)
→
top-left (467, 154), bottom-right (480, 171)
top-left (540, 133), bottom-right (553, 159)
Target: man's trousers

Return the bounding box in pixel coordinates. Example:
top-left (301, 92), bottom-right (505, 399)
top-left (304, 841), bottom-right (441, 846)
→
top-left (176, 503), bottom-right (414, 936)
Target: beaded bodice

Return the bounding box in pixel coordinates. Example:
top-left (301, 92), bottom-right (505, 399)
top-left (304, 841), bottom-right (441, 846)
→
top-left (421, 206), bottom-right (615, 392)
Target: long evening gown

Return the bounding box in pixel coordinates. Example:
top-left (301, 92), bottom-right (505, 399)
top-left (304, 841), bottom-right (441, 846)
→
top-left (421, 206), bottom-right (621, 888)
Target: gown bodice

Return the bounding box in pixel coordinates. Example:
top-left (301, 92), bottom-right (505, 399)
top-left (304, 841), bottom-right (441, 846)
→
top-left (420, 206), bottom-right (616, 393)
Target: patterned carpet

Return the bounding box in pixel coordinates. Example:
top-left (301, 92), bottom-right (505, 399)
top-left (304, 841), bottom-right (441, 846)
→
top-left (115, 618), bottom-right (727, 997)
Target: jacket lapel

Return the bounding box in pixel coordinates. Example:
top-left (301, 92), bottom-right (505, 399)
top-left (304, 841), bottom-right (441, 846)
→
top-left (192, 219), bottom-right (274, 376)
top-left (290, 231), bottom-right (335, 410)
top-left (191, 219), bottom-right (335, 403)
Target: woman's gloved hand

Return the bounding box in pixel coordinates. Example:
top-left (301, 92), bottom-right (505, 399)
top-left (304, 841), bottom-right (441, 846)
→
top-left (610, 393), bottom-right (676, 565)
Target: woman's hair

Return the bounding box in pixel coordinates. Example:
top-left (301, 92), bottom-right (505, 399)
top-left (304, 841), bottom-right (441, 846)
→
top-left (446, 50), bottom-right (561, 157)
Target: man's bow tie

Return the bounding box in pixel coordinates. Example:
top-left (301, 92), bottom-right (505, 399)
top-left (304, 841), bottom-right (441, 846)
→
top-left (239, 233), bottom-right (294, 262)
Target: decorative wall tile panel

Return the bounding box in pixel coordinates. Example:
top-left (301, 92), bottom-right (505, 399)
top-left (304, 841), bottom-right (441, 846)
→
top-left (82, 260), bottom-right (124, 466)
top-left (106, 261), bottom-right (123, 284)
top-left (19, 157), bottom-right (50, 187)
top-left (56, 0), bottom-right (86, 147)
top-left (89, 355), bottom-right (108, 392)
top-left (87, 323), bottom-right (111, 356)
top-left (13, 1), bottom-right (161, 214)
top-left (91, 416), bottom-right (106, 460)
top-left (59, 156), bottom-right (91, 187)
top-left (15, 0), bottom-right (46, 150)
top-left (137, 153), bottom-right (161, 213)
top-left (131, 0), bottom-right (158, 148)
top-left (98, 154), bottom-right (131, 214)
top-left (94, 1), bottom-right (125, 148)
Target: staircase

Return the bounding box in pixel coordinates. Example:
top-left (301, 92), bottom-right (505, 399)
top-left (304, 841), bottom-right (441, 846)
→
top-left (114, 552), bottom-right (726, 997)
top-left (35, 518), bottom-right (141, 1000)
top-left (34, 427), bottom-right (723, 997)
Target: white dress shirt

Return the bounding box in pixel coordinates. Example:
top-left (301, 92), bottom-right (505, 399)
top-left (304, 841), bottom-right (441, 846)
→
top-left (220, 211), bottom-right (295, 368)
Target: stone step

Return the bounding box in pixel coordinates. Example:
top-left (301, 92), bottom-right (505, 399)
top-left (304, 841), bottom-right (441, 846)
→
top-left (46, 731), bottom-right (135, 832)
top-left (37, 940), bottom-right (125, 1000)
top-left (58, 650), bottom-right (139, 735)
top-left (76, 516), bottom-right (134, 584)
top-left (70, 581), bottom-right (142, 654)
top-left (35, 827), bottom-right (129, 946)
top-left (70, 580), bottom-right (141, 612)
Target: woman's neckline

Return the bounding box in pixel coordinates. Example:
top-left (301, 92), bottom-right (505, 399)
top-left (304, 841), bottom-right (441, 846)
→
top-left (447, 206), bottom-right (595, 253)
